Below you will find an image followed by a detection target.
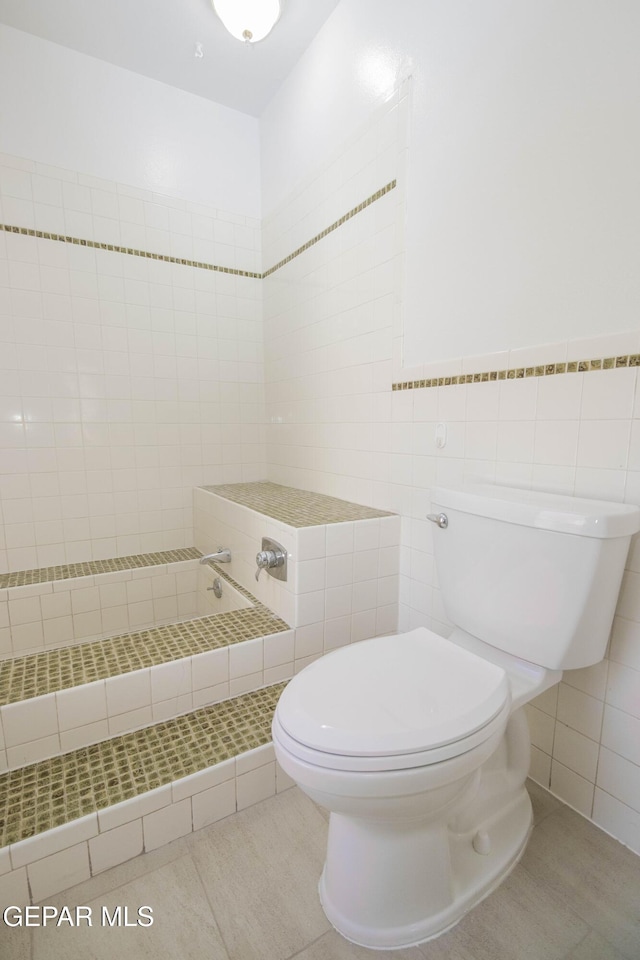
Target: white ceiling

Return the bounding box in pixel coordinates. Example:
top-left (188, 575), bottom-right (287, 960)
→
top-left (0, 0), bottom-right (341, 117)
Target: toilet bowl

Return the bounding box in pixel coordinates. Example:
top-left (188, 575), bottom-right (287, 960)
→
top-left (273, 484), bottom-right (640, 949)
top-left (273, 627), bottom-right (550, 948)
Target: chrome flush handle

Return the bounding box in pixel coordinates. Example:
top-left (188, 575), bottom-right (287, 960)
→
top-left (427, 512), bottom-right (448, 529)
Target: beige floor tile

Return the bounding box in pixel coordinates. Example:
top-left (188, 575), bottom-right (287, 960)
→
top-left (520, 804), bottom-right (640, 959)
top-left (189, 786), bottom-right (330, 960)
top-left (564, 930), bottom-right (630, 960)
top-left (527, 777), bottom-right (564, 825)
top-left (418, 862), bottom-right (588, 960)
top-left (6, 782), bottom-right (637, 960)
top-left (292, 928), bottom-right (426, 959)
top-left (39, 834), bottom-right (191, 908)
top-left (31, 854), bottom-right (229, 960)
top-left (0, 927), bottom-right (32, 960)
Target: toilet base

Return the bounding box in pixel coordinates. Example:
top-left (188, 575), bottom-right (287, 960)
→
top-left (318, 787), bottom-right (533, 950)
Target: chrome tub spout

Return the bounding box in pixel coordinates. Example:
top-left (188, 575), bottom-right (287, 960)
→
top-left (199, 548), bottom-right (231, 564)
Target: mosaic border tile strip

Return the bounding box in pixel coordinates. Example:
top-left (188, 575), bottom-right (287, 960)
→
top-left (203, 481), bottom-right (395, 527)
top-left (0, 682), bottom-right (286, 847)
top-left (0, 180), bottom-right (396, 283)
top-left (392, 354), bottom-right (640, 391)
top-left (0, 223), bottom-right (261, 279)
top-left (0, 580), bottom-right (288, 705)
top-left (261, 181), bottom-right (397, 278)
top-left (0, 548), bottom-right (202, 590)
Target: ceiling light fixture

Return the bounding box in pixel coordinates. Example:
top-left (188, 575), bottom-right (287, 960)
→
top-left (212, 0), bottom-right (282, 43)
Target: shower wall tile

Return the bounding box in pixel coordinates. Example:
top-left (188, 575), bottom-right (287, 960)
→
top-left (0, 153), bottom-right (266, 573)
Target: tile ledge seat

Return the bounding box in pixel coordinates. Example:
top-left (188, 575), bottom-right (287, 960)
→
top-left (201, 481), bottom-right (396, 527)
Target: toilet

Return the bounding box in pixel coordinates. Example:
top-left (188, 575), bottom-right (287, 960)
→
top-left (272, 484), bottom-right (640, 949)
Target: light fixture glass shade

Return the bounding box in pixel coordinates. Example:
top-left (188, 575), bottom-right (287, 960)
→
top-left (212, 0), bottom-right (281, 43)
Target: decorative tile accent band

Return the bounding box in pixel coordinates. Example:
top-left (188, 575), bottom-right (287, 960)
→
top-left (0, 223), bottom-right (262, 278)
top-left (0, 682), bottom-right (286, 847)
top-left (0, 548), bottom-right (203, 590)
top-left (261, 181), bottom-right (397, 278)
top-left (203, 481), bottom-right (395, 527)
top-left (0, 180), bottom-right (396, 281)
top-left (392, 354), bottom-right (640, 391)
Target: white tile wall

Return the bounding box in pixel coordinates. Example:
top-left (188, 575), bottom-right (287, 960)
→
top-left (261, 90), bottom-right (640, 854)
top-left (0, 152), bottom-right (266, 573)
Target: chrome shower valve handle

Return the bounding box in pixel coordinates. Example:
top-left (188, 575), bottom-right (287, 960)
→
top-left (254, 537), bottom-right (287, 581)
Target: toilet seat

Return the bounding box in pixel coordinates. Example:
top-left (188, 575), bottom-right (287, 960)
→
top-left (274, 627), bottom-right (511, 772)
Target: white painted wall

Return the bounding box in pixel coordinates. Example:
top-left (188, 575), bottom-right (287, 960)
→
top-left (0, 25), bottom-right (261, 218)
top-left (261, 0), bottom-right (640, 363)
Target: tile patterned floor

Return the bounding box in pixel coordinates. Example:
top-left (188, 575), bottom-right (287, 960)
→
top-left (202, 482), bottom-right (395, 527)
top-left (2, 782), bottom-right (638, 960)
top-left (0, 684), bottom-right (285, 847)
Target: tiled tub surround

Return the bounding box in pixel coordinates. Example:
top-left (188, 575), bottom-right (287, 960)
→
top-left (0, 545), bottom-right (294, 903)
top-left (0, 479), bottom-right (400, 905)
top-left (194, 482), bottom-right (400, 661)
top-left (0, 684), bottom-right (292, 905)
top-left (0, 549), bottom-right (253, 659)
top-left (0, 566), bottom-right (291, 770)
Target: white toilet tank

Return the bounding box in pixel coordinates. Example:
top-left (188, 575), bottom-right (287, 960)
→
top-left (431, 484), bottom-right (640, 670)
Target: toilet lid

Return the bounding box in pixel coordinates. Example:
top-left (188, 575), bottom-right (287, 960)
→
top-left (276, 627), bottom-right (509, 759)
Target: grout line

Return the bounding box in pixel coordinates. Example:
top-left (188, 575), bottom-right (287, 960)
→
top-left (189, 843), bottom-right (235, 960)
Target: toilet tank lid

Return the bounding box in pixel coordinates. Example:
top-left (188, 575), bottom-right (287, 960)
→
top-left (432, 484), bottom-right (640, 539)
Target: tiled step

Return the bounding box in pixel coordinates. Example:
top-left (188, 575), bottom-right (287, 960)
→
top-left (0, 548), bottom-right (202, 591)
top-left (0, 683), bottom-right (290, 904)
top-left (0, 600), bottom-right (289, 706)
top-left (0, 568), bottom-right (293, 769)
